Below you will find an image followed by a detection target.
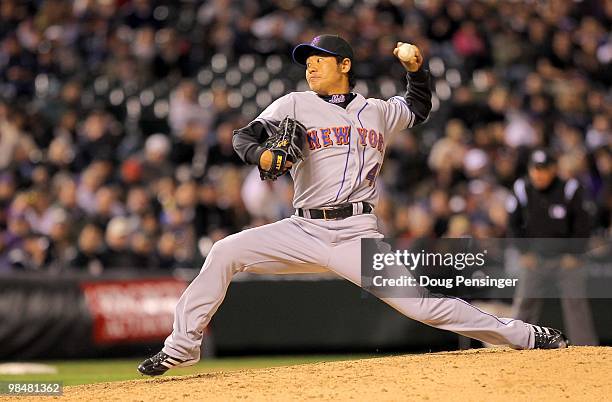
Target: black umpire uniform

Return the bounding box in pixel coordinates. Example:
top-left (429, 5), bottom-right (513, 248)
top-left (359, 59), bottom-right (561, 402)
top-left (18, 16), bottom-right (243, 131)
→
top-left (507, 149), bottom-right (598, 345)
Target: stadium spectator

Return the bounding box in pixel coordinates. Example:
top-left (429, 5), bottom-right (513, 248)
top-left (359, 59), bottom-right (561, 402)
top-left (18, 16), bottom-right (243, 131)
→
top-left (70, 223), bottom-right (106, 275)
top-left (140, 133), bottom-right (173, 182)
top-left (169, 80), bottom-right (212, 136)
top-left (156, 231), bottom-right (180, 270)
top-left (104, 216), bottom-right (137, 269)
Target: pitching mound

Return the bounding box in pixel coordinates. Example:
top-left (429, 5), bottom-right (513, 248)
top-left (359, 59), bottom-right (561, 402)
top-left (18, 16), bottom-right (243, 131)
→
top-left (58, 347), bottom-right (609, 401)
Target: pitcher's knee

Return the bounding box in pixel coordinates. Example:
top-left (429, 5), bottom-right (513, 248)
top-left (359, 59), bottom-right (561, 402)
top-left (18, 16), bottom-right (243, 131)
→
top-left (204, 234), bottom-right (243, 270)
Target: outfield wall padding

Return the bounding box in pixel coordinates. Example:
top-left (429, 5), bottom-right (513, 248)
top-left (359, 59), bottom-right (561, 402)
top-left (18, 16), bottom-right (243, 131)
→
top-left (0, 271), bottom-right (611, 359)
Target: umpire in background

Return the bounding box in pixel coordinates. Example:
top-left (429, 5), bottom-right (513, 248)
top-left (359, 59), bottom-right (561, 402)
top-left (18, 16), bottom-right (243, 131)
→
top-left (507, 148), bottom-right (598, 345)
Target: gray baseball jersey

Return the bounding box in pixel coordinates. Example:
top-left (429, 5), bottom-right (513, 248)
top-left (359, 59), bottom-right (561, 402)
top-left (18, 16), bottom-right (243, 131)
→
top-left (162, 69), bottom-right (536, 363)
top-left (255, 91), bottom-right (413, 209)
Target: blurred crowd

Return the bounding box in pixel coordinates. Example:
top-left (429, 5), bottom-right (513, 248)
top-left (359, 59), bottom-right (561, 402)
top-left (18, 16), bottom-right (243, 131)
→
top-left (0, 0), bottom-right (610, 273)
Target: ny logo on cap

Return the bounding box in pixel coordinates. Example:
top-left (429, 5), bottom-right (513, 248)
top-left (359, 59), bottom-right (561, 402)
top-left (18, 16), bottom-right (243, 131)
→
top-left (311, 36), bottom-right (322, 46)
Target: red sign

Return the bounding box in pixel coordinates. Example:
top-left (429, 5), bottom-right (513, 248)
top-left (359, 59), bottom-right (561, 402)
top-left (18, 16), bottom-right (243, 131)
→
top-left (80, 278), bottom-right (187, 345)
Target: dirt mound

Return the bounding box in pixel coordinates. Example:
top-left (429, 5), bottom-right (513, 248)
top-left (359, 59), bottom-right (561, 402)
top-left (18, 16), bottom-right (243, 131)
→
top-left (44, 347), bottom-right (612, 401)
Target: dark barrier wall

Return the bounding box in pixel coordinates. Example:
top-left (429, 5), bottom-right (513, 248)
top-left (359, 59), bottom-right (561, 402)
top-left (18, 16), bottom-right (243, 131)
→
top-left (0, 272), bottom-right (188, 360)
top-left (0, 275), bottom-right (92, 359)
top-left (1, 271), bottom-right (612, 360)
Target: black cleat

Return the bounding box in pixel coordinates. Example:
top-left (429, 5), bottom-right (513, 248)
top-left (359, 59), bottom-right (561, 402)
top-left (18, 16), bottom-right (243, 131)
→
top-left (137, 351), bottom-right (196, 376)
top-left (530, 325), bottom-right (570, 349)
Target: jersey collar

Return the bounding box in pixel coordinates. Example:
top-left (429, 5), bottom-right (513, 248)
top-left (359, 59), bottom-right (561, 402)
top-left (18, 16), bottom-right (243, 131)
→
top-left (306, 91), bottom-right (366, 113)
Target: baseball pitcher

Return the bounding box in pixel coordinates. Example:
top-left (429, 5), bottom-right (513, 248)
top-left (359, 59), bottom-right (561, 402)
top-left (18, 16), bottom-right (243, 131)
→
top-left (138, 35), bottom-right (568, 376)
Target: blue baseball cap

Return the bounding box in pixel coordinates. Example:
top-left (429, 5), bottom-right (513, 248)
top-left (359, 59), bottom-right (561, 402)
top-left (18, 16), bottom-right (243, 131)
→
top-left (292, 34), bottom-right (354, 66)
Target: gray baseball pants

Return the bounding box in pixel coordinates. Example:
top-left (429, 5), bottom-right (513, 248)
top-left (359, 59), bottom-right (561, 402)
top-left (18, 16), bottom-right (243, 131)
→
top-left (163, 214), bottom-right (534, 361)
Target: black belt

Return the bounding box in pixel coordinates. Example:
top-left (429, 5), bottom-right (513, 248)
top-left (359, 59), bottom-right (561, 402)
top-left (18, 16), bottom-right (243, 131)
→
top-left (296, 202), bottom-right (373, 220)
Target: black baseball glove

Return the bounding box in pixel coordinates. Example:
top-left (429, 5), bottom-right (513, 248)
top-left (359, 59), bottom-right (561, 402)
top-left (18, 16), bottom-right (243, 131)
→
top-left (259, 116), bottom-right (306, 181)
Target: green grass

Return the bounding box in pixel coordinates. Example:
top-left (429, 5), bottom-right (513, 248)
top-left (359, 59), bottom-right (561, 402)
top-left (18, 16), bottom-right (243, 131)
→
top-left (0, 355), bottom-right (372, 386)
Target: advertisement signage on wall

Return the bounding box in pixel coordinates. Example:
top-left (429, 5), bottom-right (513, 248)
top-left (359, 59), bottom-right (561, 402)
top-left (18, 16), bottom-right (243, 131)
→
top-left (80, 278), bottom-right (187, 344)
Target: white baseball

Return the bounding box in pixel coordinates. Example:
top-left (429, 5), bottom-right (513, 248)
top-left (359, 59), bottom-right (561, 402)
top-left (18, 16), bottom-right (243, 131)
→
top-left (397, 44), bottom-right (416, 61)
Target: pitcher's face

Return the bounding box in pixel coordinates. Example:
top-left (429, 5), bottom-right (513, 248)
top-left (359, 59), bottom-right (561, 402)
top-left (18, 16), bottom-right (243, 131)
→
top-left (305, 54), bottom-right (350, 95)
